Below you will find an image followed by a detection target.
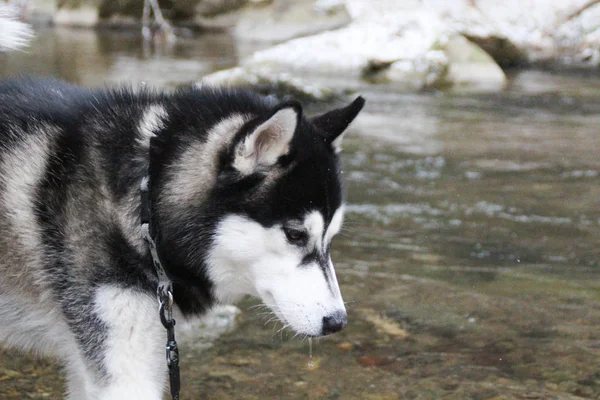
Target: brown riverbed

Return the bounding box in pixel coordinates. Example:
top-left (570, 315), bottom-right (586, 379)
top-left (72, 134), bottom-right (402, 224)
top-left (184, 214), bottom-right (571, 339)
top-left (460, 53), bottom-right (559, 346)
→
top-left (1, 28), bottom-right (599, 400)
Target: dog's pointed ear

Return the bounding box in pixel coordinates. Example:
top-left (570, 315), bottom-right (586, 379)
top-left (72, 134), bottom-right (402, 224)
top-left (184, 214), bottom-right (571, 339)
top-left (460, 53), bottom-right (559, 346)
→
top-left (233, 103), bottom-right (301, 174)
top-left (311, 96), bottom-right (365, 152)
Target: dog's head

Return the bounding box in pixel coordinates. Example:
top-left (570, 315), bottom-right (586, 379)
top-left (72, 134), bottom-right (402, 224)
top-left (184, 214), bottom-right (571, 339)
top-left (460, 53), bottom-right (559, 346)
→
top-left (156, 91), bottom-right (365, 337)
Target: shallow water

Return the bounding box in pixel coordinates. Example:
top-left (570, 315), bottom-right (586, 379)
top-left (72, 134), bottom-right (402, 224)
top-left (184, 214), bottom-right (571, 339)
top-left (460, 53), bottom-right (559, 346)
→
top-left (1, 28), bottom-right (599, 399)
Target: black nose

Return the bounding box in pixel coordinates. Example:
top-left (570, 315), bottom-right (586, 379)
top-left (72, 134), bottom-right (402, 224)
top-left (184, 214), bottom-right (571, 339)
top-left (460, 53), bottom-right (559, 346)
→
top-left (322, 311), bottom-right (347, 336)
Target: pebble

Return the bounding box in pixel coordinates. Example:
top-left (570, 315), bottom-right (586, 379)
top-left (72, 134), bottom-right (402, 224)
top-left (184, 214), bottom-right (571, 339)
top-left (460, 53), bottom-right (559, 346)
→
top-left (336, 342), bottom-right (353, 351)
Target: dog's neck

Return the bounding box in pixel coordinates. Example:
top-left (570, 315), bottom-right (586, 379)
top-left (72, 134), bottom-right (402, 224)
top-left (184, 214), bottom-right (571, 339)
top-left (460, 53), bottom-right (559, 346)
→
top-left (110, 116), bottom-right (220, 315)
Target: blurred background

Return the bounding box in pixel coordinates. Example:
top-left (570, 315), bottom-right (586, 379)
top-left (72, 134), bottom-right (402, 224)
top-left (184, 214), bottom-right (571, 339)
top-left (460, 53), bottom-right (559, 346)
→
top-left (1, 0), bottom-right (600, 399)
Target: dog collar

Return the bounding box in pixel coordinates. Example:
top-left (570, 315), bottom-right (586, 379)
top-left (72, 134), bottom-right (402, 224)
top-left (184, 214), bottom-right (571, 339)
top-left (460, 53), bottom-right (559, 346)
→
top-left (140, 173), bottom-right (181, 400)
top-left (140, 175), bottom-right (172, 302)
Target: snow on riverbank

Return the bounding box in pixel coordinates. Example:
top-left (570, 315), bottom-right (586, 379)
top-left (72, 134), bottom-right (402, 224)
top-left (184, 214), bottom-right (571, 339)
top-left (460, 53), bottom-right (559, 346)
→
top-left (203, 0), bottom-right (600, 99)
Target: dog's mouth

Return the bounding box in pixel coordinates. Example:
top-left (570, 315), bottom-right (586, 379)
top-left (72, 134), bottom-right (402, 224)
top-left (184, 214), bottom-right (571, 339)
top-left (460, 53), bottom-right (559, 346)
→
top-left (258, 289), bottom-right (347, 337)
top-left (260, 290), bottom-right (285, 322)
top-left (260, 290), bottom-right (305, 334)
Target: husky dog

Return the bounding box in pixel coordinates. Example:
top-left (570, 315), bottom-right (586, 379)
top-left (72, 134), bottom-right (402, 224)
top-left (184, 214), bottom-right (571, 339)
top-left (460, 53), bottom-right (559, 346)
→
top-left (0, 65), bottom-right (364, 399)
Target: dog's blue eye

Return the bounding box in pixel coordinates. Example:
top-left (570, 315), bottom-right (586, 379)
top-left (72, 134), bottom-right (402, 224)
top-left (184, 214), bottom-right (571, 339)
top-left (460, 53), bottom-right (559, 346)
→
top-left (283, 227), bottom-right (307, 245)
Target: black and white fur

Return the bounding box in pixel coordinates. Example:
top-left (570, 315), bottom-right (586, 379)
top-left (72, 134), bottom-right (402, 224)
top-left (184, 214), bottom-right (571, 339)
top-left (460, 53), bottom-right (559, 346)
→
top-left (0, 42), bottom-right (365, 398)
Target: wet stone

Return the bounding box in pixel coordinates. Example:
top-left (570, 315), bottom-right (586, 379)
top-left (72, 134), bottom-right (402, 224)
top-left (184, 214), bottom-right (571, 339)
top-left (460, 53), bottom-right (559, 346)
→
top-left (357, 355), bottom-right (395, 367)
top-left (336, 342), bottom-right (354, 351)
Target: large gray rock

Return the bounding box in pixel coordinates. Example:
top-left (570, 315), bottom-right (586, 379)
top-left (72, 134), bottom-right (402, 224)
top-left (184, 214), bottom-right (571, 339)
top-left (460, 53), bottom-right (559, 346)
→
top-left (203, 6), bottom-right (506, 95)
top-left (51, 0), bottom-right (351, 43)
top-left (234, 10), bottom-right (451, 83)
top-left (204, 0), bottom-right (600, 99)
top-left (54, 0), bottom-right (99, 27)
top-left (231, 0), bottom-right (350, 43)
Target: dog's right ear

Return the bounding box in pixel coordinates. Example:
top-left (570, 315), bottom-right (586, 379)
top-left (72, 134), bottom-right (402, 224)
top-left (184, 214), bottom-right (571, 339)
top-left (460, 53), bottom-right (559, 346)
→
top-left (311, 96), bottom-right (365, 153)
top-left (233, 104), bottom-right (301, 174)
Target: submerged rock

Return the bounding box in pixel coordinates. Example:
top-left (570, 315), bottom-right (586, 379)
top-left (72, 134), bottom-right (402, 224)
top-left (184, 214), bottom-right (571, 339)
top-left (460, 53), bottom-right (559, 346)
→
top-left (177, 305), bottom-right (240, 350)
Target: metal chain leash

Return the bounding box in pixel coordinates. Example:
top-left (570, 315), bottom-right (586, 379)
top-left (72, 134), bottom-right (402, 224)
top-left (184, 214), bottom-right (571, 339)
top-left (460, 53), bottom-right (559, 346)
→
top-left (140, 175), bottom-right (181, 400)
top-left (159, 291), bottom-right (180, 400)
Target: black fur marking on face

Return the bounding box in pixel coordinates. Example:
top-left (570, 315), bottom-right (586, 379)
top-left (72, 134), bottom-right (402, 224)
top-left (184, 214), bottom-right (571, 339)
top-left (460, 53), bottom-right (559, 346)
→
top-left (300, 246), bottom-right (333, 292)
top-left (240, 121), bottom-right (344, 226)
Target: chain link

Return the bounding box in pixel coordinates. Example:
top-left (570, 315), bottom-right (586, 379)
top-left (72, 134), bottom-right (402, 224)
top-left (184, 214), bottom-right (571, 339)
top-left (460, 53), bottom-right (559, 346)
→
top-left (159, 294), bottom-right (180, 400)
top-left (141, 174), bottom-right (181, 400)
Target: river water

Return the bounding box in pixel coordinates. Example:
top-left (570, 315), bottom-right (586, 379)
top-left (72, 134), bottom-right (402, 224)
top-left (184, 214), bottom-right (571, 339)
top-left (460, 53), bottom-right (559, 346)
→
top-left (1, 28), bottom-right (599, 399)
